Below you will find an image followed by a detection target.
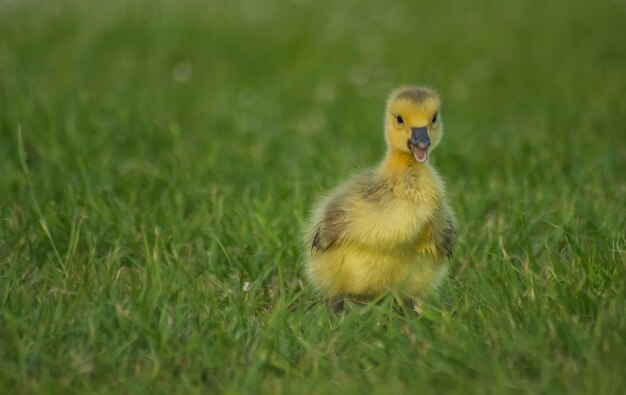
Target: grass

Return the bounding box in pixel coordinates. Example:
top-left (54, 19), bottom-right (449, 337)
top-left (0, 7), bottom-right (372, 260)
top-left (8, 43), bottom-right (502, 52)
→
top-left (1, 0), bottom-right (625, 393)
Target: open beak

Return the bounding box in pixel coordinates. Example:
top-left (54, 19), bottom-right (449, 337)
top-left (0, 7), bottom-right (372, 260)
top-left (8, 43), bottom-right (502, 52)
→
top-left (407, 126), bottom-right (430, 163)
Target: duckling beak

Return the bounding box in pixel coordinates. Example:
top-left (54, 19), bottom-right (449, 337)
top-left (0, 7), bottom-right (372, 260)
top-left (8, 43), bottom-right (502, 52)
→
top-left (408, 127), bottom-right (430, 163)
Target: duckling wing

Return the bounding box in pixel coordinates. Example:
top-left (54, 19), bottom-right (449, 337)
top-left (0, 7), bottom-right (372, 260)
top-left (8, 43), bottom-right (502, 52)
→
top-left (311, 195), bottom-right (345, 253)
top-left (432, 205), bottom-right (458, 258)
top-left (436, 225), bottom-right (457, 258)
top-left (310, 169), bottom-right (389, 254)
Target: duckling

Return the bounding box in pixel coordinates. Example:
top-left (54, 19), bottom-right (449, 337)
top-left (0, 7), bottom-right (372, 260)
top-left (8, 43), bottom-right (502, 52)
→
top-left (304, 86), bottom-right (457, 304)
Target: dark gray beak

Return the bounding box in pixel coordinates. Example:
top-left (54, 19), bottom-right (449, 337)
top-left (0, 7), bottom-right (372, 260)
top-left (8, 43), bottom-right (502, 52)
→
top-left (410, 127), bottom-right (430, 149)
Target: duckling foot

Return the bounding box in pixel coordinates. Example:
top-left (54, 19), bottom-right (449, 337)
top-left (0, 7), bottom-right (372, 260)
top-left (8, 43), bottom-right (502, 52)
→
top-left (392, 298), bottom-right (422, 316)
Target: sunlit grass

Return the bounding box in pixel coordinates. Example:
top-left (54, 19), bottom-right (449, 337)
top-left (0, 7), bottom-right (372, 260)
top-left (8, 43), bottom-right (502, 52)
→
top-left (1, 0), bottom-right (624, 393)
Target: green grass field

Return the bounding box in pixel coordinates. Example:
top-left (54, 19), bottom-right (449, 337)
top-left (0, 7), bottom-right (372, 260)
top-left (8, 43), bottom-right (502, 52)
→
top-left (1, 0), bottom-right (625, 393)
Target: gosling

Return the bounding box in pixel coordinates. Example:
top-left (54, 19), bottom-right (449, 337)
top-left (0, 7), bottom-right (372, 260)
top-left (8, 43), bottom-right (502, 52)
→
top-left (304, 86), bottom-right (457, 305)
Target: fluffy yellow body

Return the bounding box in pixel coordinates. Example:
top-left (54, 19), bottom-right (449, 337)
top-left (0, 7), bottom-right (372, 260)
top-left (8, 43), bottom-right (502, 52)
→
top-left (304, 86), bottom-right (457, 301)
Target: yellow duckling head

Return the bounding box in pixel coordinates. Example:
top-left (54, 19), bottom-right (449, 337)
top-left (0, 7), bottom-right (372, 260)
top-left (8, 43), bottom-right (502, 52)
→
top-left (384, 86), bottom-right (442, 164)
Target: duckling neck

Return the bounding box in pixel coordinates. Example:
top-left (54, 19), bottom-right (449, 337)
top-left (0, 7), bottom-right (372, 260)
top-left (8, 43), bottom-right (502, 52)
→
top-left (378, 149), bottom-right (427, 177)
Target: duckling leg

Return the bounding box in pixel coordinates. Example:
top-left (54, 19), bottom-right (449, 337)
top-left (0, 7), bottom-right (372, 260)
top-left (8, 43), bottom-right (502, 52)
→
top-left (328, 298), bottom-right (344, 312)
top-left (391, 297), bottom-right (419, 316)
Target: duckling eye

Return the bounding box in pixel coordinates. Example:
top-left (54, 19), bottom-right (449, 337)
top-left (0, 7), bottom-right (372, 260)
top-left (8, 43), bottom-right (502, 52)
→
top-left (432, 112), bottom-right (438, 123)
top-left (396, 115), bottom-right (404, 125)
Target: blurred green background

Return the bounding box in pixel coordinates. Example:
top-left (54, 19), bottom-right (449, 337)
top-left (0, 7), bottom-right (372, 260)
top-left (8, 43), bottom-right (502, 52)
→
top-left (1, 0), bottom-right (624, 393)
